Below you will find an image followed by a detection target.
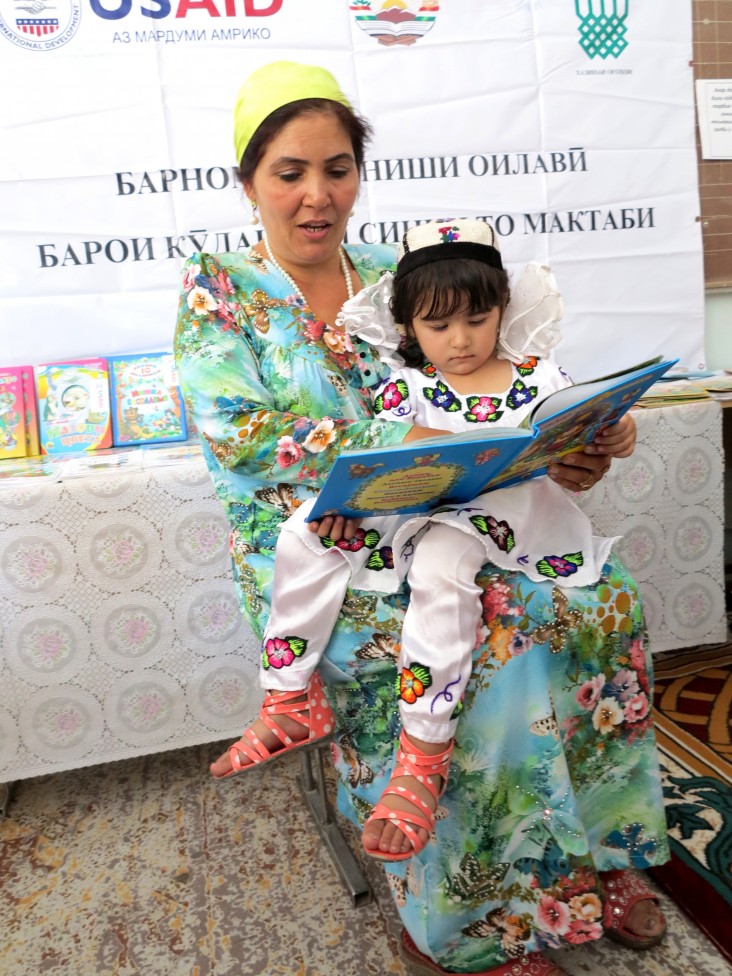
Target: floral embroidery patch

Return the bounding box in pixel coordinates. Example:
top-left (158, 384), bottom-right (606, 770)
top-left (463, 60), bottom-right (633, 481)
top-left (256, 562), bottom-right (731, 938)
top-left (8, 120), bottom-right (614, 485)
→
top-left (515, 356), bottom-right (538, 376)
top-left (506, 380), bottom-right (538, 410)
top-left (536, 552), bottom-right (584, 579)
top-left (262, 635), bottom-right (307, 670)
top-left (420, 362), bottom-right (438, 378)
top-left (374, 379), bottom-right (408, 413)
top-left (439, 225), bottom-right (460, 243)
top-left (397, 663), bottom-right (433, 704)
top-left (423, 381), bottom-right (461, 412)
top-left (464, 395), bottom-right (503, 423)
top-left (321, 527), bottom-right (381, 553)
top-left (469, 514), bottom-right (516, 553)
top-left (366, 546), bottom-right (394, 571)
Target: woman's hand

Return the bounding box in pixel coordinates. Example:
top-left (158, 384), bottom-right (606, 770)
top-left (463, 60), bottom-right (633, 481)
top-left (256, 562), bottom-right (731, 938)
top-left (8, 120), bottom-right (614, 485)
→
top-left (307, 514), bottom-right (362, 540)
top-left (584, 412), bottom-right (637, 458)
top-left (547, 451), bottom-right (612, 492)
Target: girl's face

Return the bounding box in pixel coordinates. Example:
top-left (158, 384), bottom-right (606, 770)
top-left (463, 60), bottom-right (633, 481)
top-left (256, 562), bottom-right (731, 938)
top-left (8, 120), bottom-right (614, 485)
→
top-left (410, 302), bottom-right (502, 379)
top-left (244, 110), bottom-right (360, 271)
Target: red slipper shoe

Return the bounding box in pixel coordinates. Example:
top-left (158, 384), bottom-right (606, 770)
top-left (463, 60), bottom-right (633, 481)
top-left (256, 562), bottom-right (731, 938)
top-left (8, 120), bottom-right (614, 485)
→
top-left (399, 929), bottom-right (561, 975)
top-left (600, 869), bottom-right (667, 949)
top-left (212, 672), bottom-right (334, 780)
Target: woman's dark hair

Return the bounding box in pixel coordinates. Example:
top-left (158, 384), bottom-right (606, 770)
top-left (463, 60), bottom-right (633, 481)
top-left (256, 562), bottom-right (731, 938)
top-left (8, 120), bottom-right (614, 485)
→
top-left (391, 259), bottom-right (510, 367)
top-left (237, 98), bottom-right (373, 185)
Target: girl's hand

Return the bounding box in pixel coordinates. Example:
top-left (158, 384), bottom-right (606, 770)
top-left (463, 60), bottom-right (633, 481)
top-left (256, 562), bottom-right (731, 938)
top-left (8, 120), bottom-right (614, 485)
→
top-left (307, 514), bottom-right (362, 541)
top-left (584, 412), bottom-right (637, 458)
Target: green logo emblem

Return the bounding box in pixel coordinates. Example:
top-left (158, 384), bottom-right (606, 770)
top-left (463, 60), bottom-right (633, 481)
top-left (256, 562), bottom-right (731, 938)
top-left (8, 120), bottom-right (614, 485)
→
top-left (576, 0), bottom-right (628, 59)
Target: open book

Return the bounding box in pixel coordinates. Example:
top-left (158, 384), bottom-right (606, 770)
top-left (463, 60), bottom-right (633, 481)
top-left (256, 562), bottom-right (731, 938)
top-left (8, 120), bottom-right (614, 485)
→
top-left (306, 356), bottom-right (676, 521)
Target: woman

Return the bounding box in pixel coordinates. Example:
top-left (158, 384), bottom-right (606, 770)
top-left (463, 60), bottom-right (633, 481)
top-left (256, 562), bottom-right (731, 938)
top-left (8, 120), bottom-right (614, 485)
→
top-left (174, 60), bottom-right (669, 976)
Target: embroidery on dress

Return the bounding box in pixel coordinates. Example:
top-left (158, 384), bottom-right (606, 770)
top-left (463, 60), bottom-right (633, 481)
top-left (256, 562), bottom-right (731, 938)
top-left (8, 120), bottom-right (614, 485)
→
top-left (397, 663), bottom-right (433, 704)
top-left (464, 395), bottom-right (504, 423)
top-left (506, 379), bottom-right (538, 410)
top-left (423, 381), bottom-right (462, 413)
top-left (469, 514), bottom-right (516, 553)
top-left (262, 635), bottom-right (307, 670)
top-left (536, 552), bottom-right (584, 579)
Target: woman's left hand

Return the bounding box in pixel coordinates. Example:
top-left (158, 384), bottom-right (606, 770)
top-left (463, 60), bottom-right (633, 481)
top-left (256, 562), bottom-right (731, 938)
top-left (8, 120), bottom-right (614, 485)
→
top-left (547, 414), bottom-right (637, 492)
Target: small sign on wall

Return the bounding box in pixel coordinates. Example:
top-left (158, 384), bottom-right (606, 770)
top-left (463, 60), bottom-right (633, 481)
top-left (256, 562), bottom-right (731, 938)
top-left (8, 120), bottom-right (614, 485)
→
top-left (696, 79), bottom-right (732, 159)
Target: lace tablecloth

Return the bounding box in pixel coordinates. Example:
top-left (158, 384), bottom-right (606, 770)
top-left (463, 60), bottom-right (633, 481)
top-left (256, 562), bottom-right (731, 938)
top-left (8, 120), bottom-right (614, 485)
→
top-left (0, 400), bottom-right (727, 783)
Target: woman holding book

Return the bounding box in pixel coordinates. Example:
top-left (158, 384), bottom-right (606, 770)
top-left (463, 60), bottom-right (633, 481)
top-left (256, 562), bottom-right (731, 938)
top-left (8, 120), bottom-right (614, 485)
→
top-left (174, 60), bottom-right (668, 976)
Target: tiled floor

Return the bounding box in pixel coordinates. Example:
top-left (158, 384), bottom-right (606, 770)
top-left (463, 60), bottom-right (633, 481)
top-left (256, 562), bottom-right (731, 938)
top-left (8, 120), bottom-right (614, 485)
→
top-left (1, 740), bottom-right (731, 976)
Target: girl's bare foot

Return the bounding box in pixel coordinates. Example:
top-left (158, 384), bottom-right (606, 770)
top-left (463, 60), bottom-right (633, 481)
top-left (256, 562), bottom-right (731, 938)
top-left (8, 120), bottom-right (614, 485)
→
top-left (209, 690), bottom-right (309, 778)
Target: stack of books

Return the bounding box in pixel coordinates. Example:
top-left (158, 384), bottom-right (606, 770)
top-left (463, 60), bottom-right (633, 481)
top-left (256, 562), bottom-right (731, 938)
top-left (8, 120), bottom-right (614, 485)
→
top-left (0, 352), bottom-right (189, 463)
top-left (0, 366), bottom-right (40, 459)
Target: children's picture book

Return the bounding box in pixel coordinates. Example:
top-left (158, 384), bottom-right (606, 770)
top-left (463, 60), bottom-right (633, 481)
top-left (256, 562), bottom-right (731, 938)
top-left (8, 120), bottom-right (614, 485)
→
top-left (307, 357), bottom-right (677, 521)
top-left (21, 365), bottom-right (40, 456)
top-left (108, 353), bottom-right (188, 446)
top-left (141, 442), bottom-right (202, 469)
top-left (0, 367), bottom-right (27, 459)
top-left (0, 365), bottom-right (38, 459)
top-left (37, 358), bottom-right (113, 454)
top-left (0, 455), bottom-right (63, 483)
top-left (58, 448), bottom-right (143, 480)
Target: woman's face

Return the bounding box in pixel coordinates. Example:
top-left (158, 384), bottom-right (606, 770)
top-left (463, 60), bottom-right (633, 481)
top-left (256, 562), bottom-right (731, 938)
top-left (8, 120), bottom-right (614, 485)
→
top-left (244, 109), bottom-right (360, 270)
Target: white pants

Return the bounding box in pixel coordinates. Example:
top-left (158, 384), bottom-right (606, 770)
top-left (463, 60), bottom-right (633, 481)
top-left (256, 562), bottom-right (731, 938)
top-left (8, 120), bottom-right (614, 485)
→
top-left (262, 521), bottom-right (486, 743)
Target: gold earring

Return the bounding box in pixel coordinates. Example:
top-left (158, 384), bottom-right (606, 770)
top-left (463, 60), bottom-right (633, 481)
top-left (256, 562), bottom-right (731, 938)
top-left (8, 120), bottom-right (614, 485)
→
top-left (250, 200), bottom-right (259, 225)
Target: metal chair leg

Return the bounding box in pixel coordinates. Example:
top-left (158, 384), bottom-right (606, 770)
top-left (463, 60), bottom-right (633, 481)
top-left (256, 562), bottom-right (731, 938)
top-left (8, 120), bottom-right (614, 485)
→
top-left (297, 745), bottom-right (371, 907)
top-left (0, 781), bottom-right (15, 818)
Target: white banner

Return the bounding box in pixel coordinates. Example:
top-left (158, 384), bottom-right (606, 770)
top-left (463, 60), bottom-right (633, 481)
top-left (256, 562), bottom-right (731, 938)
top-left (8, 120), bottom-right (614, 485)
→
top-left (0, 0), bottom-right (703, 380)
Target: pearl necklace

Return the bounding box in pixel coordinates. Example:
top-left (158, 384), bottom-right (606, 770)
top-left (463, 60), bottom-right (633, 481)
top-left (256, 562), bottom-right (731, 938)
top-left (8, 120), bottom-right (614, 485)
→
top-left (263, 235), bottom-right (355, 317)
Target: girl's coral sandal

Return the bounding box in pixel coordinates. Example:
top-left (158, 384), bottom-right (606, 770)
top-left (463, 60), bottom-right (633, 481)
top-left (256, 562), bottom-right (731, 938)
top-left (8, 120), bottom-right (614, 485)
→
top-left (363, 729), bottom-right (453, 862)
top-left (212, 671), bottom-right (334, 780)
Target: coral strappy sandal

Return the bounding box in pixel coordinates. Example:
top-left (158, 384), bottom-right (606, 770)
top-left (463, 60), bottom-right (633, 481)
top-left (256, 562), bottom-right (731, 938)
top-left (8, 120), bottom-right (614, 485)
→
top-left (212, 672), bottom-right (335, 780)
top-left (399, 929), bottom-right (562, 976)
top-left (363, 729), bottom-right (452, 862)
top-left (600, 869), bottom-right (667, 949)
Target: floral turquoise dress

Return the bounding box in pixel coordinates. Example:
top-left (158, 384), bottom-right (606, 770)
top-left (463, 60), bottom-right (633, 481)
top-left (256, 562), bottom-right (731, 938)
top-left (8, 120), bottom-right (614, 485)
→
top-left (174, 244), bottom-right (669, 973)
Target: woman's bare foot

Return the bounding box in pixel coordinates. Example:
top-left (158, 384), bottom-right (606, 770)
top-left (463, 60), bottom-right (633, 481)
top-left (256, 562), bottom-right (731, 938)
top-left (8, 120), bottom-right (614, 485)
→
top-left (362, 734), bottom-right (450, 858)
top-left (599, 868), bottom-right (666, 946)
top-left (209, 690), bottom-right (309, 778)
top-left (624, 896), bottom-right (666, 940)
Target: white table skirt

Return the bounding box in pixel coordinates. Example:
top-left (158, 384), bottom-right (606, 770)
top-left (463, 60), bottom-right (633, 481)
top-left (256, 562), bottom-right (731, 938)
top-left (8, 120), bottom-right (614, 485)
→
top-left (0, 400), bottom-right (726, 783)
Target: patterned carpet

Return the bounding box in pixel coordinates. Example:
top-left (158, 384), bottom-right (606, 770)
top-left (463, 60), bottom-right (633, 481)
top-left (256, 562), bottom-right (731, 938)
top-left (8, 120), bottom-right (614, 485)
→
top-left (1, 728), bottom-right (732, 976)
top-left (650, 642), bottom-right (732, 964)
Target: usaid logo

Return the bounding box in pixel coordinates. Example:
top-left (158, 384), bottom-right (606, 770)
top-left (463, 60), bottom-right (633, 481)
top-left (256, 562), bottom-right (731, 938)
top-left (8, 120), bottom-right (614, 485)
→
top-left (0, 0), bottom-right (81, 48)
top-left (350, 0), bottom-right (439, 47)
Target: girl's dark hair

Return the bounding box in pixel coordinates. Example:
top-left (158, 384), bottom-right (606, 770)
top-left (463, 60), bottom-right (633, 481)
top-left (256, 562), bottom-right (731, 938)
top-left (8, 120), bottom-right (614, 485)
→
top-left (391, 259), bottom-right (510, 367)
top-left (237, 98), bottom-right (373, 185)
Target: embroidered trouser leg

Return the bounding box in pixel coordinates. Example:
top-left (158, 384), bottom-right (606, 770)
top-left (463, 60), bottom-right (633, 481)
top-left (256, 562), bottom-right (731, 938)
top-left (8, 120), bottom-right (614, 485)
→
top-left (399, 523), bottom-right (487, 743)
top-left (261, 530), bottom-right (352, 692)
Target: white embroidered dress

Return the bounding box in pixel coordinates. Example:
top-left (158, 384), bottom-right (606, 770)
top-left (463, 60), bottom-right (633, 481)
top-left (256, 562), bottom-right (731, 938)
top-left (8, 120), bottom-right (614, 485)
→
top-left (263, 266), bottom-right (619, 740)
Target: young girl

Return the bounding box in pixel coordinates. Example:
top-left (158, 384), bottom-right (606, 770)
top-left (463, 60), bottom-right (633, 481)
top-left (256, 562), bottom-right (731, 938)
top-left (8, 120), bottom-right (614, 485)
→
top-left (213, 219), bottom-right (633, 863)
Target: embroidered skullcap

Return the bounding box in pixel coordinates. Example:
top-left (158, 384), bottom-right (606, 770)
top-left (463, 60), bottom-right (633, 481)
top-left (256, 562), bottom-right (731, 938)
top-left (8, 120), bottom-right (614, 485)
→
top-left (395, 219), bottom-right (503, 281)
top-left (233, 61), bottom-right (352, 163)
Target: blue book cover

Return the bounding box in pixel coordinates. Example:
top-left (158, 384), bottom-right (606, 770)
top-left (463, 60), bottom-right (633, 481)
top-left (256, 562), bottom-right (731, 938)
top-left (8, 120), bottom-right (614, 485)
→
top-left (108, 353), bottom-right (187, 447)
top-left (307, 357), bottom-right (676, 521)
